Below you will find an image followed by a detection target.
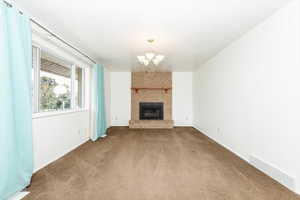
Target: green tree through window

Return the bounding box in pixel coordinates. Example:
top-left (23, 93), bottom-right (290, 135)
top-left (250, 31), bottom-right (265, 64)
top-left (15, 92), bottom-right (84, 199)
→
top-left (40, 76), bottom-right (71, 111)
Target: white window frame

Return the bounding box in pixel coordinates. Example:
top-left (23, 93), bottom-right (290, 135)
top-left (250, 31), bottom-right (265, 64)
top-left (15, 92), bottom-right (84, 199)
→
top-left (32, 45), bottom-right (40, 113)
top-left (72, 65), bottom-right (86, 110)
top-left (32, 44), bottom-right (87, 118)
top-left (74, 66), bottom-right (86, 109)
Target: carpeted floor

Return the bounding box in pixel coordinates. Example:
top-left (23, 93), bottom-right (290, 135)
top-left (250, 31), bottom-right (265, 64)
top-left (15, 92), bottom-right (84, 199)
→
top-left (24, 127), bottom-right (300, 200)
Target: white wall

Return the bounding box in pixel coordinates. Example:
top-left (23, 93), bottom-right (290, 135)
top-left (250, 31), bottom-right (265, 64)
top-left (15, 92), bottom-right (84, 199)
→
top-left (31, 31), bottom-right (112, 172)
top-left (110, 72), bottom-right (131, 126)
top-left (173, 72), bottom-right (193, 126)
top-left (31, 35), bottom-right (92, 172)
top-left (32, 66), bottom-right (111, 172)
top-left (104, 68), bottom-right (111, 127)
top-left (193, 0), bottom-right (300, 194)
top-left (32, 111), bottom-right (90, 172)
top-left (110, 72), bottom-right (193, 126)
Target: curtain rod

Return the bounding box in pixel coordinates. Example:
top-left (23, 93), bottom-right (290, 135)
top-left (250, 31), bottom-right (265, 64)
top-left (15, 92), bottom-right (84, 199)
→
top-left (3, 0), bottom-right (97, 64)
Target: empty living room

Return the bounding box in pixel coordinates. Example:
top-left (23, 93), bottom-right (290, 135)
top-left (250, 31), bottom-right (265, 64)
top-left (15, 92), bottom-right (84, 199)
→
top-left (1, 0), bottom-right (300, 199)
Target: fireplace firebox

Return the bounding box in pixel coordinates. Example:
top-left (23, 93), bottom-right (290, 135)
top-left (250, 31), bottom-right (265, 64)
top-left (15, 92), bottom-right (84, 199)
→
top-left (139, 102), bottom-right (163, 120)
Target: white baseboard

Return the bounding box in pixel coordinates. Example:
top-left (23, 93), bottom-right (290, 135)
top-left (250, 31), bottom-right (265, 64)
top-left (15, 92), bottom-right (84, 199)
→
top-left (192, 124), bottom-right (249, 162)
top-left (110, 124), bottom-right (129, 127)
top-left (111, 121), bottom-right (193, 127)
top-left (8, 192), bottom-right (29, 200)
top-left (110, 120), bottom-right (129, 126)
top-left (174, 121), bottom-right (193, 127)
top-left (33, 137), bottom-right (89, 173)
top-left (192, 124), bottom-right (298, 195)
top-left (249, 155), bottom-right (295, 192)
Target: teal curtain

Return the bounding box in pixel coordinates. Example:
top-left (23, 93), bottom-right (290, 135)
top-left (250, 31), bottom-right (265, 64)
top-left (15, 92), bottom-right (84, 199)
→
top-left (0, 2), bottom-right (33, 199)
top-left (92, 64), bottom-right (107, 141)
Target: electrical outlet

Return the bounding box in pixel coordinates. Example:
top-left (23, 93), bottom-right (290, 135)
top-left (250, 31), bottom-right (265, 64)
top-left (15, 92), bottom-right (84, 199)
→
top-left (217, 128), bottom-right (220, 134)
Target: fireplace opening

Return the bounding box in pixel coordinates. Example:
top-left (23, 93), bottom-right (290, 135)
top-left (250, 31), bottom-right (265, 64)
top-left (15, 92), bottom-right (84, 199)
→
top-left (139, 102), bottom-right (163, 120)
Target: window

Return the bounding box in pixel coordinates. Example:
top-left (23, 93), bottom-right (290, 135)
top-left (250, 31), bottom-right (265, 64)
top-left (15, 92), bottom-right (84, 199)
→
top-left (75, 67), bottom-right (84, 109)
top-left (32, 46), bottom-right (86, 114)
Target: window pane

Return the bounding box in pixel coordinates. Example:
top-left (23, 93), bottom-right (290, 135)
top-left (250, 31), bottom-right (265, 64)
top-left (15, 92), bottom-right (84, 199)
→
top-left (39, 51), bottom-right (72, 112)
top-left (75, 67), bottom-right (84, 108)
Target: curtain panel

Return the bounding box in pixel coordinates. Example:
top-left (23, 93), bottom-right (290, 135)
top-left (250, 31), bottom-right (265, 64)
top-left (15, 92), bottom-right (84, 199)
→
top-left (91, 64), bottom-right (107, 141)
top-left (0, 2), bottom-right (33, 199)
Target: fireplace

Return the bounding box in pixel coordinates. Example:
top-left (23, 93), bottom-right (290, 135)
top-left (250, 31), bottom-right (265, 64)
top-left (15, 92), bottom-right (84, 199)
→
top-left (139, 102), bottom-right (163, 120)
top-left (130, 72), bottom-right (173, 128)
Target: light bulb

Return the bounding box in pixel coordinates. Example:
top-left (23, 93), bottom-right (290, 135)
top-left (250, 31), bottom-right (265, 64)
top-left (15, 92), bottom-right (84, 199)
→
top-left (145, 52), bottom-right (155, 60)
top-left (143, 59), bottom-right (150, 66)
top-left (155, 55), bottom-right (165, 62)
top-left (152, 55), bottom-right (164, 66)
top-left (137, 56), bottom-right (145, 64)
top-left (152, 58), bottom-right (160, 66)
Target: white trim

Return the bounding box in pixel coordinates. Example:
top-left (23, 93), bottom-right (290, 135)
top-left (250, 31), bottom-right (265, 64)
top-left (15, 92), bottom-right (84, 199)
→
top-left (31, 42), bottom-right (89, 116)
top-left (110, 124), bottom-right (129, 127)
top-left (111, 120), bottom-right (129, 126)
top-left (81, 68), bottom-right (86, 109)
top-left (249, 154), bottom-right (296, 192)
top-left (175, 124), bottom-right (193, 127)
top-left (174, 121), bottom-right (193, 126)
top-left (32, 109), bottom-right (88, 119)
top-left (71, 64), bottom-right (76, 109)
top-left (297, 188), bottom-right (300, 196)
top-left (192, 124), bottom-right (249, 162)
top-left (8, 191), bottom-right (30, 200)
top-left (32, 45), bottom-right (40, 113)
top-left (33, 137), bottom-right (89, 173)
top-left (192, 124), bottom-right (300, 195)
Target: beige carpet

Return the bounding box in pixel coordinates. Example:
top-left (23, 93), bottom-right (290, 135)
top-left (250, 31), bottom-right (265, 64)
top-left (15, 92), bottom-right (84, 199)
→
top-left (24, 127), bottom-right (300, 200)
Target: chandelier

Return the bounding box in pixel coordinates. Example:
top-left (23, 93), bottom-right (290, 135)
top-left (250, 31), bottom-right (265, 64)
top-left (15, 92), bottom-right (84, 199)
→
top-left (137, 39), bottom-right (165, 66)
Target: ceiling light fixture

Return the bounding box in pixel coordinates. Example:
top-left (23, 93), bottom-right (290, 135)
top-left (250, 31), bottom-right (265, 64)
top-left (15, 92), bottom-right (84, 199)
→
top-left (137, 39), bottom-right (164, 66)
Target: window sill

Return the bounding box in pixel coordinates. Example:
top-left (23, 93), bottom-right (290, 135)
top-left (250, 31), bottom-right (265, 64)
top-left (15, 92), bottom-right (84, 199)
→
top-left (32, 109), bottom-right (89, 119)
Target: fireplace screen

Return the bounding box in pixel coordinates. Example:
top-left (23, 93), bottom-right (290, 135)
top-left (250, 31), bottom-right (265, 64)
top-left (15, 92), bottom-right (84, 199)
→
top-left (139, 102), bottom-right (163, 120)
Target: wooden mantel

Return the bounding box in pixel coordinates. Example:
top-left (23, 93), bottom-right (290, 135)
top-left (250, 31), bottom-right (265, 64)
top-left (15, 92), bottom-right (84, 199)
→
top-left (131, 87), bottom-right (172, 93)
